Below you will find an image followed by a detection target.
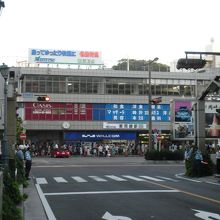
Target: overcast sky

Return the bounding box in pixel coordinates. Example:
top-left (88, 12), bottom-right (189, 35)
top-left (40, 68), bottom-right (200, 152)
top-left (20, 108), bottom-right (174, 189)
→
top-left (0, 0), bottom-right (220, 68)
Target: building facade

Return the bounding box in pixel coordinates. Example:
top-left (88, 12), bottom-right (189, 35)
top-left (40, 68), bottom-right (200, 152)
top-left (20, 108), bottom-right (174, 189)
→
top-left (1, 66), bottom-right (220, 154)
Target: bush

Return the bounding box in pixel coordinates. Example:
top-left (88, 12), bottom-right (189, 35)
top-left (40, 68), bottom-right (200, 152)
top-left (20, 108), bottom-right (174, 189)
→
top-left (15, 157), bottom-right (26, 185)
top-left (2, 158), bottom-right (28, 220)
top-left (145, 149), bottom-right (184, 160)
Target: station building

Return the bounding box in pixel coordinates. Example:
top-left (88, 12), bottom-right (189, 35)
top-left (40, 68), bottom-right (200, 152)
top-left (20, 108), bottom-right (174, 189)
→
top-left (1, 49), bottom-right (220, 154)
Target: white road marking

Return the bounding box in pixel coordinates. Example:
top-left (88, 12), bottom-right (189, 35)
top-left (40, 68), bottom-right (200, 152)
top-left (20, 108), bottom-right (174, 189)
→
top-left (105, 175), bottom-right (127, 181)
top-left (36, 178), bottom-right (48, 184)
top-left (175, 173), bottom-right (201, 183)
top-left (53, 177), bottom-right (67, 183)
top-left (72, 176), bottom-right (88, 182)
top-left (139, 175), bottom-right (164, 182)
top-left (89, 176), bottom-right (108, 182)
top-left (205, 181), bottom-right (220, 186)
top-left (192, 209), bottom-right (220, 220)
top-left (156, 176), bottom-right (179, 182)
top-left (122, 175), bottom-right (145, 181)
top-left (102, 211), bottom-right (132, 220)
top-left (35, 184), bottom-right (56, 220)
top-left (44, 189), bottom-right (180, 196)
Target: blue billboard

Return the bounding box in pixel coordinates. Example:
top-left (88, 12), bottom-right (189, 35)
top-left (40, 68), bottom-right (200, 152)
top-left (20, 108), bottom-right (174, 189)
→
top-left (99, 104), bottom-right (170, 121)
top-left (64, 131), bottom-right (136, 141)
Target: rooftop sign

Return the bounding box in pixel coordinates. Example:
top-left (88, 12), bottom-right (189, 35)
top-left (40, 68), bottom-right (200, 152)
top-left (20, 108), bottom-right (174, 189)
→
top-left (28, 48), bottom-right (103, 65)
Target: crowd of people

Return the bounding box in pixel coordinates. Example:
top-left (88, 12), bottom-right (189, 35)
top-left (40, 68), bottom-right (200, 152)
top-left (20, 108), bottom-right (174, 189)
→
top-left (14, 141), bottom-right (220, 176)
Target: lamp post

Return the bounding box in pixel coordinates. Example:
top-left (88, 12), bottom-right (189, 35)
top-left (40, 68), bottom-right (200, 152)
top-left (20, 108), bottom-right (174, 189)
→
top-left (148, 57), bottom-right (159, 150)
top-left (0, 63), bottom-right (9, 167)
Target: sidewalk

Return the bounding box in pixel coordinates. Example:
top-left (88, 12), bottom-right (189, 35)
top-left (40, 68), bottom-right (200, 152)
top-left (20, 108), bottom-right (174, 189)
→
top-left (23, 178), bottom-right (48, 220)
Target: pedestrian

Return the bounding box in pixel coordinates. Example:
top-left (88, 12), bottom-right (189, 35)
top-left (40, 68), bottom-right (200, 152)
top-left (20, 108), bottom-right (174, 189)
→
top-left (16, 145), bottom-right (24, 161)
top-left (216, 146), bottom-right (220, 174)
top-left (193, 147), bottom-right (203, 177)
top-left (24, 146), bottom-right (32, 180)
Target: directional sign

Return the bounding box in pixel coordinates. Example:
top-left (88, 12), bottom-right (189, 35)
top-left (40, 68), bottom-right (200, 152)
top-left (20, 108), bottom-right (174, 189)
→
top-left (192, 209), bottom-right (220, 220)
top-left (102, 211), bottom-right (132, 220)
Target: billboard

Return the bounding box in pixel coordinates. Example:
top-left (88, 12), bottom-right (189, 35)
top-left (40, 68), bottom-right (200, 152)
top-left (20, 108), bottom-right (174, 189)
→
top-left (64, 131), bottom-right (136, 141)
top-left (24, 102), bottom-right (170, 122)
top-left (28, 48), bottom-right (103, 65)
top-left (172, 100), bottom-right (194, 140)
top-left (205, 102), bottom-right (220, 137)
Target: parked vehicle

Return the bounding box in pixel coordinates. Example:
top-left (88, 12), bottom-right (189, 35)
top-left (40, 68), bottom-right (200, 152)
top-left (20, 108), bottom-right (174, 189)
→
top-left (51, 149), bottom-right (71, 158)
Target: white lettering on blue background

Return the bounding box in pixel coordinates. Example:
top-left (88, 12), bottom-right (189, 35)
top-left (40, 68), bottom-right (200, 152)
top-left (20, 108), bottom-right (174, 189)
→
top-left (31, 49), bottom-right (76, 57)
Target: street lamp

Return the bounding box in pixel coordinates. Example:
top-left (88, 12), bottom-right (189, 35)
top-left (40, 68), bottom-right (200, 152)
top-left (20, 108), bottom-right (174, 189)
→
top-left (148, 57), bottom-right (159, 150)
top-left (0, 63), bottom-right (9, 167)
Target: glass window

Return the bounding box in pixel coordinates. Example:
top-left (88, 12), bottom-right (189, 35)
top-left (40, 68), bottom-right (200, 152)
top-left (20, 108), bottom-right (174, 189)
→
top-left (39, 81), bottom-right (46, 93)
top-left (80, 79), bottom-right (87, 93)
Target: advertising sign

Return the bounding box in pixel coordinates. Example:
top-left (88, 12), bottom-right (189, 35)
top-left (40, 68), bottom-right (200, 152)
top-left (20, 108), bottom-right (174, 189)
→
top-left (24, 102), bottom-right (170, 122)
top-left (103, 122), bottom-right (147, 129)
top-left (172, 100), bottom-right (194, 140)
top-left (25, 103), bottom-right (92, 120)
top-left (64, 131), bottom-right (136, 141)
top-left (28, 48), bottom-right (103, 65)
top-left (205, 102), bottom-right (220, 137)
top-left (105, 104), bottom-right (170, 121)
top-left (174, 101), bottom-right (192, 123)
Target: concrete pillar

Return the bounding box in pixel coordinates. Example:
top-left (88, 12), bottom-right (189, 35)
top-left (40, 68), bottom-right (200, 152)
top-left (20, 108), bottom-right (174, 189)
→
top-left (7, 76), bottom-right (17, 179)
top-left (197, 100), bottom-right (206, 153)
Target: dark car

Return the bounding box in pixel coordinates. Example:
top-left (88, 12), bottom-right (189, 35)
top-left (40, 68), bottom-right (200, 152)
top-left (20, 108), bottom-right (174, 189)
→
top-left (175, 106), bottom-right (191, 122)
top-left (51, 149), bottom-right (71, 158)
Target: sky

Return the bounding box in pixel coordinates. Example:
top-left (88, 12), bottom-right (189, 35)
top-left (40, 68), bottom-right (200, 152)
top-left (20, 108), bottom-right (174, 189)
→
top-left (0, 0), bottom-right (220, 68)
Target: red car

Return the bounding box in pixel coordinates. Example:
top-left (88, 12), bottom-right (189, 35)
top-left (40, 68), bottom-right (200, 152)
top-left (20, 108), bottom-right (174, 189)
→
top-left (51, 149), bottom-right (71, 158)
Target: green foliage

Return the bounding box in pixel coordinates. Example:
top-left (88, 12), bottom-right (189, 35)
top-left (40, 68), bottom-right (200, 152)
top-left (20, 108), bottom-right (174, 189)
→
top-left (185, 153), bottom-right (214, 177)
top-left (112, 58), bottom-right (170, 72)
top-left (3, 169), bottom-right (23, 205)
top-left (16, 116), bottom-right (24, 143)
top-left (2, 163), bottom-right (28, 220)
top-left (2, 193), bottom-right (22, 220)
top-left (15, 157), bottom-right (26, 185)
top-left (145, 149), bottom-right (184, 160)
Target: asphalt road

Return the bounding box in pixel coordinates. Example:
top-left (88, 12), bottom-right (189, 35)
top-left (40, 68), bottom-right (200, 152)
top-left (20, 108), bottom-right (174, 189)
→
top-left (31, 157), bottom-right (220, 220)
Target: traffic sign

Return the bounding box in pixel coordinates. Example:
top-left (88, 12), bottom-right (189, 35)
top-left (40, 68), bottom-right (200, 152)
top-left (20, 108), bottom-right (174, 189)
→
top-left (20, 133), bottom-right (27, 140)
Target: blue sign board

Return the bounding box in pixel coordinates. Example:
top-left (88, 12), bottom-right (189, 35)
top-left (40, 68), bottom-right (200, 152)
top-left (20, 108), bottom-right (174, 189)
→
top-left (104, 104), bottom-right (170, 121)
top-left (64, 131), bottom-right (136, 141)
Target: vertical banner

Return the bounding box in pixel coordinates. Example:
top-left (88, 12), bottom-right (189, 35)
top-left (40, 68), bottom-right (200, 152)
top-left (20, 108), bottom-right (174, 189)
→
top-left (205, 102), bottom-right (220, 137)
top-left (172, 100), bottom-right (194, 140)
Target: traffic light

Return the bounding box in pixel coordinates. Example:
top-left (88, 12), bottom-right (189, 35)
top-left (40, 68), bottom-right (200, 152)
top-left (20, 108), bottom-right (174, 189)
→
top-left (151, 97), bottom-right (162, 104)
top-left (176, 58), bottom-right (206, 70)
top-left (37, 96), bottom-right (50, 101)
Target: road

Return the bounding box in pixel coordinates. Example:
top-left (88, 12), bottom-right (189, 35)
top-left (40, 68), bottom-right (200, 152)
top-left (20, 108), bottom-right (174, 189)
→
top-left (31, 156), bottom-right (220, 220)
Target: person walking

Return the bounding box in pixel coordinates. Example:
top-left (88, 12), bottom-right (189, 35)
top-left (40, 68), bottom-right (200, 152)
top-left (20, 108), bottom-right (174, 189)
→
top-left (24, 146), bottom-right (32, 180)
top-left (216, 146), bottom-right (220, 174)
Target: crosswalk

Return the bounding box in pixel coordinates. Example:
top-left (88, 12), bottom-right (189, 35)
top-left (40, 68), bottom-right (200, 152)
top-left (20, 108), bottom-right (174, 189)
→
top-left (35, 175), bottom-right (179, 185)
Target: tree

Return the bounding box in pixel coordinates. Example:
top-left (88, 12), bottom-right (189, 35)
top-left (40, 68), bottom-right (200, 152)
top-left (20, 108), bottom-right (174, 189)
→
top-left (112, 58), bottom-right (170, 72)
top-left (16, 116), bottom-right (24, 144)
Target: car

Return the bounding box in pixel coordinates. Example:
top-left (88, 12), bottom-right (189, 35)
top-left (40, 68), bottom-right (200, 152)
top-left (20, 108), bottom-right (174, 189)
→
top-left (51, 149), bottom-right (71, 158)
top-left (175, 106), bottom-right (191, 122)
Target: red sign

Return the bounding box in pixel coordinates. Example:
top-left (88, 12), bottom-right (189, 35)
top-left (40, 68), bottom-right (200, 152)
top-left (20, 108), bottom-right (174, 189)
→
top-left (20, 133), bottom-right (27, 140)
top-left (24, 103), bottom-right (92, 121)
